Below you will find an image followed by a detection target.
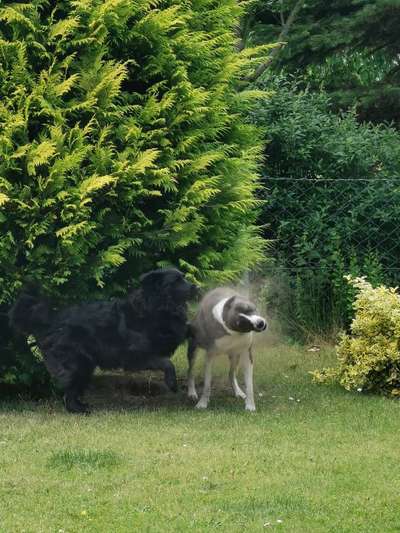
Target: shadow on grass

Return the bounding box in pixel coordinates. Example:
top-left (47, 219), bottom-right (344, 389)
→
top-left (0, 343), bottom-right (347, 415)
top-left (0, 372), bottom-right (201, 414)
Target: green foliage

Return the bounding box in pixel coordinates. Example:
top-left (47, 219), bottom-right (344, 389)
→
top-left (313, 276), bottom-right (400, 396)
top-left (0, 0), bottom-right (266, 394)
top-left (252, 76), bottom-right (400, 337)
top-left (244, 0), bottom-right (400, 125)
top-left (0, 312), bottom-right (53, 396)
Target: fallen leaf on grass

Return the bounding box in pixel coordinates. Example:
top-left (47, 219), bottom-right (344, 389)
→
top-left (307, 346), bottom-right (320, 352)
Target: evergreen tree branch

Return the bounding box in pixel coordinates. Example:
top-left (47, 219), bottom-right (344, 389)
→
top-left (246, 0), bottom-right (305, 83)
top-left (280, 0), bottom-right (286, 26)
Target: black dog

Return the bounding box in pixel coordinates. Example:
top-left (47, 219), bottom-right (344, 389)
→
top-left (9, 268), bottom-right (197, 413)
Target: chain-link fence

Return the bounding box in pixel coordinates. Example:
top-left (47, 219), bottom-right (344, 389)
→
top-left (257, 177), bottom-right (400, 337)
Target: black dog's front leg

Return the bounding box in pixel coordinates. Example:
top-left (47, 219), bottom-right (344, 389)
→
top-left (124, 332), bottom-right (178, 392)
top-left (64, 388), bottom-right (91, 414)
top-left (163, 360), bottom-right (178, 392)
top-left (148, 357), bottom-right (178, 392)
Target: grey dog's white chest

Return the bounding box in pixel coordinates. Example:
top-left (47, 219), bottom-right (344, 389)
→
top-left (213, 332), bottom-right (253, 354)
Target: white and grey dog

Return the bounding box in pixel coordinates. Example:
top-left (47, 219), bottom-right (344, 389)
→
top-left (187, 288), bottom-right (267, 411)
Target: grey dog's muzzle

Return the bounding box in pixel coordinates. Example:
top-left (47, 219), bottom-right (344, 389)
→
top-left (239, 313), bottom-right (267, 332)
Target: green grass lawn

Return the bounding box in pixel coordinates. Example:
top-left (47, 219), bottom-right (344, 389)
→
top-left (1, 338), bottom-right (400, 533)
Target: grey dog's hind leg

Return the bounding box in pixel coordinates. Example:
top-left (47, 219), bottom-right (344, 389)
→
top-left (229, 353), bottom-right (246, 399)
top-left (187, 334), bottom-right (198, 400)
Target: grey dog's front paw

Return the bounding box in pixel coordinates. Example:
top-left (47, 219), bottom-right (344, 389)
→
top-left (195, 398), bottom-right (208, 409)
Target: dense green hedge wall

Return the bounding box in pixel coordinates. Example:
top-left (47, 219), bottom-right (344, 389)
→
top-left (253, 76), bottom-right (400, 337)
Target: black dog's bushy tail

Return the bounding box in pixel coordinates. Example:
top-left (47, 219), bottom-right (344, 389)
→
top-left (9, 286), bottom-right (52, 337)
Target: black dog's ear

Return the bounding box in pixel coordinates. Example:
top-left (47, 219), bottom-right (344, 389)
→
top-left (140, 270), bottom-right (164, 292)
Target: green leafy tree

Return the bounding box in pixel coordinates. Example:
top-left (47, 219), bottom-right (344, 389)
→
top-left (0, 0), bottom-right (266, 393)
top-left (244, 0), bottom-right (400, 125)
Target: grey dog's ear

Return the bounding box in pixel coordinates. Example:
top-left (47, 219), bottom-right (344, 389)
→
top-left (224, 295), bottom-right (236, 309)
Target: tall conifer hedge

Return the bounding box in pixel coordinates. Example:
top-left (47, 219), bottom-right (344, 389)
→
top-left (0, 0), bottom-right (265, 302)
top-left (0, 0), bottom-right (265, 391)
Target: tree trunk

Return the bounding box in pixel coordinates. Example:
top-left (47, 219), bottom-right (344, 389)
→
top-left (246, 0), bottom-right (305, 83)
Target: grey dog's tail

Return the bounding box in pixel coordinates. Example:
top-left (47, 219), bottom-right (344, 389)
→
top-left (9, 286), bottom-right (52, 337)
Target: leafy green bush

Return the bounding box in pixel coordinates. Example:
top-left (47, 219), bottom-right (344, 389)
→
top-left (0, 326), bottom-right (53, 397)
top-left (313, 276), bottom-right (400, 396)
top-left (0, 0), bottom-right (266, 394)
top-left (252, 76), bottom-right (400, 337)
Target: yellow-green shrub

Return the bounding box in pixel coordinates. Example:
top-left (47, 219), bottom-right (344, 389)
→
top-left (312, 276), bottom-right (400, 395)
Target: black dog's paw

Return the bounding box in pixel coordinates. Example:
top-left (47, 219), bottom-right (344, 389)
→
top-left (170, 381), bottom-right (178, 393)
top-left (63, 395), bottom-right (91, 414)
top-left (165, 375), bottom-right (178, 393)
top-left (68, 404), bottom-right (92, 415)
top-left (77, 402), bottom-right (91, 414)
